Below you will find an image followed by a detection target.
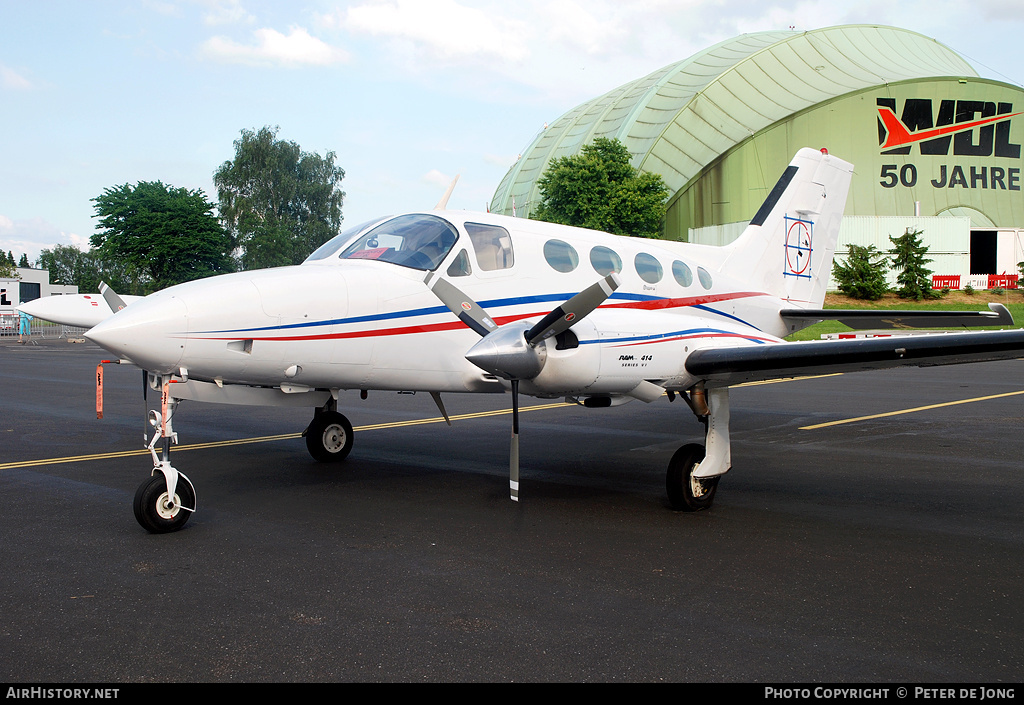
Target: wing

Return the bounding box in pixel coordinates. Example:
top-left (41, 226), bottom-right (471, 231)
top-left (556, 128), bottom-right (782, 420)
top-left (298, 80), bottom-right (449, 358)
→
top-left (685, 329), bottom-right (1024, 386)
top-left (781, 303), bottom-right (1013, 330)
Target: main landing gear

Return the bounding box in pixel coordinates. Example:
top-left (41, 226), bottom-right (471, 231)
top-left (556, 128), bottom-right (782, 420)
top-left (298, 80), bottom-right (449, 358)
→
top-left (667, 385), bottom-right (731, 512)
top-left (303, 400), bottom-right (354, 463)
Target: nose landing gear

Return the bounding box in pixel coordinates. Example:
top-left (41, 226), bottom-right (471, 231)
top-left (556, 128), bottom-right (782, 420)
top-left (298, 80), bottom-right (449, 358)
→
top-left (133, 377), bottom-right (195, 533)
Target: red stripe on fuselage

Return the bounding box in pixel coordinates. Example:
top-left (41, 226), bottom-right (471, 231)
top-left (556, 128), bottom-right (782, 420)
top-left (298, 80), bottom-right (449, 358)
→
top-left (188, 291), bottom-right (769, 343)
top-left (603, 291), bottom-right (764, 311)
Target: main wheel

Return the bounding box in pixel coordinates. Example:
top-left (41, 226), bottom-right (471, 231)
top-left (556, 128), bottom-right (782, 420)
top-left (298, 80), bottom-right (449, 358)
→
top-left (666, 443), bottom-right (719, 511)
top-left (133, 473), bottom-right (195, 533)
top-left (305, 411), bottom-right (354, 463)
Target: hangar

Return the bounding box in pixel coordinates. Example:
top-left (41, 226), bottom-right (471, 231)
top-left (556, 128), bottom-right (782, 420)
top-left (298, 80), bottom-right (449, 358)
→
top-left (490, 25), bottom-right (1024, 289)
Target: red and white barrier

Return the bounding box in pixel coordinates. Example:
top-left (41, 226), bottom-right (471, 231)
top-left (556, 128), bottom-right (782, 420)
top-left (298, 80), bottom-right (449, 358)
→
top-left (930, 274), bottom-right (1018, 290)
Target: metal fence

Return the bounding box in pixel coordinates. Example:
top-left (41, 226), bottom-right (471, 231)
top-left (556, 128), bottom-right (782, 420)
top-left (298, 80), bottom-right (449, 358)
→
top-left (0, 313), bottom-right (88, 339)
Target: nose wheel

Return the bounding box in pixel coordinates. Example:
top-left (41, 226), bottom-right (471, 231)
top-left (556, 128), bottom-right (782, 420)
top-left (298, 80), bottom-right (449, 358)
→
top-left (134, 472), bottom-right (196, 533)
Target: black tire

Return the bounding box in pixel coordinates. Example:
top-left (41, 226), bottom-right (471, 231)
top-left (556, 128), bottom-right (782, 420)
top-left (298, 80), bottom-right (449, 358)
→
top-left (305, 411), bottom-right (354, 463)
top-left (133, 473), bottom-right (195, 533)
top-left (666, 443), bottom-right (719, 511)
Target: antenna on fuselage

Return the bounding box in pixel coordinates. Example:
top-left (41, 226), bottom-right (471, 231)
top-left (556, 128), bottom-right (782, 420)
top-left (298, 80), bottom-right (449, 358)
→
top-left (434, 174), bottom-right (460, 210)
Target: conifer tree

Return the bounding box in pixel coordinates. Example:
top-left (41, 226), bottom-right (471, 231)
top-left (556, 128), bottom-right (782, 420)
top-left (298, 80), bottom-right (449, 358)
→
top-left (832, 244), bottom-right (889, 300)
top-left (889, 228), bottom-right (939, 300)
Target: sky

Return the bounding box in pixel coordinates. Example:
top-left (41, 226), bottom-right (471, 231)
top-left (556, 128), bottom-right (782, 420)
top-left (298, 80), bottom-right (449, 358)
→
top-left (3, 0), bottom-right (1024, 266)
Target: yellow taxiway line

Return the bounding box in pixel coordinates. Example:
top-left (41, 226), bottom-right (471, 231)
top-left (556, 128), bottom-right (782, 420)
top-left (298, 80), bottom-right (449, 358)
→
top-left (799, 389), bottom-right (1024, 430)
top-left (0, 401), bottom-right (573, 471)
top-left (5, 384), bottom-right (1022, 470)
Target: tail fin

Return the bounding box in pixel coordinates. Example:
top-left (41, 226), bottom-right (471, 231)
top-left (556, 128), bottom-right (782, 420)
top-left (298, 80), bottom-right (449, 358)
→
top-left (721, 148), bottom-right (853, 307)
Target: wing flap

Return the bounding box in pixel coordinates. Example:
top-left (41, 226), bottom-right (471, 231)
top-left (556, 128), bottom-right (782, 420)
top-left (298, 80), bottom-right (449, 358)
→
top-left (685, 329), bottom-right (1024, 386)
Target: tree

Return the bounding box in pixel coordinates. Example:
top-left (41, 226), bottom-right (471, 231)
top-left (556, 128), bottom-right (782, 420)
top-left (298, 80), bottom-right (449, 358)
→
top-left (889, 228), bottom-right (939, 300)
top-left (214, 126), bottom-right (346, 269)
top-left (36, 245), bottom-right (85, 287)
top-left (532, 137), bottom-right (669, 238)
top-left (832, 244), bottom-right (889, 300)
top-left (18, 253), bottom-right (29, 268)
top-left (0, 253), bottom-right (16, 278)
top-left (91, 181), bottom-right (235, 294)
top-left (35, 245), bottom-right (132, 294)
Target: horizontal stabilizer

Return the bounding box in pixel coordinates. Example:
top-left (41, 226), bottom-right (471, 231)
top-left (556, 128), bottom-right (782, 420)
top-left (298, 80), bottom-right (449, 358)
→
top-left (686, 328), bottom-right (1024, 386)
top-left (781, 303), bottom-right (1013, 330)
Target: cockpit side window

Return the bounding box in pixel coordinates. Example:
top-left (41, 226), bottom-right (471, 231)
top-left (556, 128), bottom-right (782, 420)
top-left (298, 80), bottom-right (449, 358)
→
top-left (465, 222), bottom-right (514, 271)
top-left (339, 214), bottom-right (459, 271)
top-left (447, 249), bottom-right (472, 277)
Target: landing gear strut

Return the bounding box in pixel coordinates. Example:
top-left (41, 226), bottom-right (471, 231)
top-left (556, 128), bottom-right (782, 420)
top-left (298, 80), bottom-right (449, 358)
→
top-left (134, 377), bottom-right (195, 533)
top-left (667, 385), bottom-right (731, 511)
top-left (304, 401), bottom-right (354, 463)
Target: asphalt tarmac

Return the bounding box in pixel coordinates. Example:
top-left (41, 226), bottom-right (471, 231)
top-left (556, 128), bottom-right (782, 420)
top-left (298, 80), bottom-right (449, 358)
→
top-left (2, 337), bottom-right (1022, 683)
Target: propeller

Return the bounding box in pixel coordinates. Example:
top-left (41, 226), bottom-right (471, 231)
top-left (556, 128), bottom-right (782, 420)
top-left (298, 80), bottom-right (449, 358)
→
top-left (426, 271), bottom-right (621, 500)
top-left (99, 281), bottom-right (127, 313)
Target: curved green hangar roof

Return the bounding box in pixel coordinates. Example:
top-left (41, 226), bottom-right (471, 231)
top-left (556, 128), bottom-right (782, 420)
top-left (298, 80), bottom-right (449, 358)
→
top-left (491, 25), bottom-right (1024, 237)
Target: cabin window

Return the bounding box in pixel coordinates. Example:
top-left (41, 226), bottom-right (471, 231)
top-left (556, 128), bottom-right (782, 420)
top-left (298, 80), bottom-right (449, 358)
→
top-left (590, 246), bottom-right (622, 275)
top-left (634, 253), bottom-right (663, 284)
top-left (340, 214), bottom-right (458, 271)
top-left (672, 260), bottom-right (693, 287)
top-left (697, 266), bottom-right (713, 289)
top-left (466, 222), bottom-right (514, 271)
top-left (543, 239), bottom-right (579, 273)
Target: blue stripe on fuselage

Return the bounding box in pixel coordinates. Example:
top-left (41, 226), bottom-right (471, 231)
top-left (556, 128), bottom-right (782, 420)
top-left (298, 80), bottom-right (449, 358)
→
top-left (191, 291), bottom-right (755, 335)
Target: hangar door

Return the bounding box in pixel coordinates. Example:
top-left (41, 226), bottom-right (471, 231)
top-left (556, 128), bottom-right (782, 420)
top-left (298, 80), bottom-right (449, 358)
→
top-left (970, 231), bottom-right (997, 275)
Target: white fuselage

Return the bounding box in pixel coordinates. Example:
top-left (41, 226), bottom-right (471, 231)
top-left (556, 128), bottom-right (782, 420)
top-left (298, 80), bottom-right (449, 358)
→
top-left (85, 211), bottom-right (794, 400)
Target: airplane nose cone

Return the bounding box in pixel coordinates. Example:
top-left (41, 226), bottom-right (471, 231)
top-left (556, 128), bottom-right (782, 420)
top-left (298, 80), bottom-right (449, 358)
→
top-left (85, 293), bottom-right (188, 373)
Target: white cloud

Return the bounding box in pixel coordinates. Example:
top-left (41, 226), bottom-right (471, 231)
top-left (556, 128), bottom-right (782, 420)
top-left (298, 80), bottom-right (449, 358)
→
top-left (0, 216), bottom-right (86, 264)
top-left (324, 0), bottom-right (715, 102)
top-left (483, 152), bottom-right (517, 167)
top-left (1, 64), bottom-right (32, 90)
top-left (202, 27), bottom-right (349, 66)
top-left (200, 0), bottom-right (255, 26)
top-left (534, 0), bottom-right (629, 56)
top-left (340, 0), bottom-right (530, 63)
top-left (421, 169), bottom-right (453, 188)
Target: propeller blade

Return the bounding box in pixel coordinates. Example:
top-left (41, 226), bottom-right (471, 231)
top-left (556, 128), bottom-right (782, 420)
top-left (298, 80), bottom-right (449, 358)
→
top-left (510, 379), bottom-right (520, 502)
top-left (425, 273), bottom-right (497, 337)
top-left (434, 174), bottom-right (460, 210)
top-left (525, 273), bottom-right (620, 345)
top-left (99, 281), bottom-right (128, 313)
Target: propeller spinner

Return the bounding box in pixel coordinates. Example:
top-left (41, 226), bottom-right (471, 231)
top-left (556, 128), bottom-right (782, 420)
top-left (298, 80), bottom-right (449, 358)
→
top-left (427, 272), bottom-right (621, 500)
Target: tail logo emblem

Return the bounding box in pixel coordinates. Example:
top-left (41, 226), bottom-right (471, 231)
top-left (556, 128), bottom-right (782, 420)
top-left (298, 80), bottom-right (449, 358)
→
top-left (784, 216), bottom-right (813, 279)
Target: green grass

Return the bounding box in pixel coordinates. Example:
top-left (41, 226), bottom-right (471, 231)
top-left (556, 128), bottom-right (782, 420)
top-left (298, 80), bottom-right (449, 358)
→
top-left (785, 297), bottom-right (1024, 341)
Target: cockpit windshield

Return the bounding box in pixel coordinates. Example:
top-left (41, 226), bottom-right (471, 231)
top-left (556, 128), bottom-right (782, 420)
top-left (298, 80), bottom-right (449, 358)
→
top-left (338, 214), bottom-right (459, 271)
top-left (304, 218), bottom-right (386, 263)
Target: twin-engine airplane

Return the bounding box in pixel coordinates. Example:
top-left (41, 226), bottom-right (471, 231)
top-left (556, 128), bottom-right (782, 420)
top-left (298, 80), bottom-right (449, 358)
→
top-left (21, 148), bottom-right (1024, 533)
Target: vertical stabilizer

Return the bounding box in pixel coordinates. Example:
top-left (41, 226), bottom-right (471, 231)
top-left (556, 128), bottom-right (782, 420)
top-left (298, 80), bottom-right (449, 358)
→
top-left (720, 148), bottom-right (853, 307)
